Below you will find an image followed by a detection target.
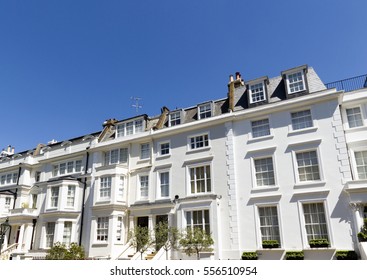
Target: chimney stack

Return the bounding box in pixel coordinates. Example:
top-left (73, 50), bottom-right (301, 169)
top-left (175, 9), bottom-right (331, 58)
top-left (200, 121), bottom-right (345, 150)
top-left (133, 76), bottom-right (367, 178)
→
top-left (236, 72), bottom-right (241, 80)
top-left (228, 71), bottom-right (245, 112)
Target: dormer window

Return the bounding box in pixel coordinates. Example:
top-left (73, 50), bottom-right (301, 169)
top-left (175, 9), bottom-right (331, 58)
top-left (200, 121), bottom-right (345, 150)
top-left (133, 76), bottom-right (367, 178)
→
top-left (249, 82), bottom-right (266, 103)
top-left (282, 66), bottom-right (308, 97)
top-left (169, 111), bottom-right (181, 127)
top-left (286, 71), bottom-right (306, 94)
top-left (198, 103), bottom-right (212, 119)
top-left (116, 118), bottom-right (145, 138)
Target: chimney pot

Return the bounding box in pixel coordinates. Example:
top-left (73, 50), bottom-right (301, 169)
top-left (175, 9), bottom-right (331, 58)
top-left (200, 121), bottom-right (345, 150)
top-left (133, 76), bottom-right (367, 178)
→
top-left (229, 75), bottom-right (234, 83)
top-left (235, 72), bottom-right (241, 80)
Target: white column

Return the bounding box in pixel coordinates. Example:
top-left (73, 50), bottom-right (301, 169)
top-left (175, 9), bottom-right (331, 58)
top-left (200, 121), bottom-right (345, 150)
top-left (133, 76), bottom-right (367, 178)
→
top-left (148, 215), bottom-right (154, 240)
top-left (17, 224), bottom-right (25, 251)
top-left (350, 203), bottom-right (364, 233)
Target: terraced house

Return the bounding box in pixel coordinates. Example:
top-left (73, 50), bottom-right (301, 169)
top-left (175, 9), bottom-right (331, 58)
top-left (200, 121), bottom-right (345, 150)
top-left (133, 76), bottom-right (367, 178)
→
top-left (0, 65), bottom-right (366, 260)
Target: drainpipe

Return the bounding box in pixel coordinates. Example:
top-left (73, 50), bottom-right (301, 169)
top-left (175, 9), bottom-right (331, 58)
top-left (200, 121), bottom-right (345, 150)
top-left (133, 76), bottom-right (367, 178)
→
top-left (30, 219), bottom-right (37, 250)
top-left (78, 147), bottom-right (90, 246)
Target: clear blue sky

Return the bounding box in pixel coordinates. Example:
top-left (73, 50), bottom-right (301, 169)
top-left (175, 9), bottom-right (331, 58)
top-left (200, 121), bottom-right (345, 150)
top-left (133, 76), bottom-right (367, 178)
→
top-left (1, 0), bottom-right (366, 153)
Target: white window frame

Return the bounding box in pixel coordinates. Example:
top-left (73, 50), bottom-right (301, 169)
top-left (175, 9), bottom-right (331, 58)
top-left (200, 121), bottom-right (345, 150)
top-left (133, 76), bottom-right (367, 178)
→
top-left (294, 149), bottom-right (322, 183)
top-left (138, 174), bottom-right (149, 200)
top-left (96, 217), bottom-right (109, 242)
top-left (351, 148), bottom-right (367, 180)
top-left (45, 222), bottom-right (56, 248)
top-left (62, 221), bottom-right (73, 246)
top-left (187, 163), bottom-right (212, 195)
top-left (5, 197), bottom-right (11, 209)
top-left (345, 106), bottom-right (364, 129)
top-left (290, 109), bottom-right (314, 131)
top-left (169, 111), bottom-right (181, 127)
top-left (256, 204), bottom-right (282, 247)
top-left (157, 170), bottom-right (170, 199)
top-left (117, 176), bottom-right (125, 201)
top-left (252, 156), bottom-right (277, 188)
top-left (116, 216), bottom-right (123, 242)
top-left (198, 103), bottom-right (212, 119)
top-left (185, 208), bottom-right (211, 235)
top-left (157, 141), bottom-right (170, 157)
top-left (49, 186), bottom-right (60, 209)
top-left (188, 132), bottom-right (210, 151)
top-left (250, 118), bottom-right (272, 139)
top-left (99, 176), bottom-right (112, 200)
top-left (66, 185), bottom-right (76, 207)
top-left (286, 71), bottom-right (306, 94)
top-left (298, 200), bottom-right (331, 247)
top-left (249, 81), bottom-right (266, 104)
top-left (103, 148), bottom-right (128, 166)
top-left (52, 160), bottom-right (83, 177)
top-left (0, 172), bottom-right (18, 186)
top-left (140, 143), bottom-right (150, 160)
top-left (116, 118), bottom-right (145, 138)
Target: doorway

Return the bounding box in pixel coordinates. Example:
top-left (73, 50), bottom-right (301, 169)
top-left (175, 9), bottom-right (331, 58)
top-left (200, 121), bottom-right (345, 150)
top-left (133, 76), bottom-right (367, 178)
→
top-left (137, 216), bottom-right (149, 228)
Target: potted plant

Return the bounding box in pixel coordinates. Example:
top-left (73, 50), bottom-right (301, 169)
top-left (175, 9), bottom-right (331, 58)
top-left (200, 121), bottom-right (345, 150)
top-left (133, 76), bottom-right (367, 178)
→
top-left (241, 252), bottom-right (258, 260)
top-left (335, 250), bottom-right (358, 260)
top-left (309, 238), bottom-right (330, 248)
top-left (357, 218), bottom-right (367, 242)
top-left (285, 251), bottom-right (304, 260)
top-left (262, 240), bottom-right (280, 249)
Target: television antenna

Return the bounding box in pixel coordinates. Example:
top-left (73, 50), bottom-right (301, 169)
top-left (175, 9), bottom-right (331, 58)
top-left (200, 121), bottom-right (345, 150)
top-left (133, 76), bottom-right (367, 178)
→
top-left (131, 96), bottom-right (142, 113)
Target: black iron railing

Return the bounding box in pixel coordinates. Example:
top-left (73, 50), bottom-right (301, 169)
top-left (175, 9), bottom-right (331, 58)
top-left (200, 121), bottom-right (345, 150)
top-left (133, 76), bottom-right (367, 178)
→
top-left (325, 74), bottom-right (367, 92)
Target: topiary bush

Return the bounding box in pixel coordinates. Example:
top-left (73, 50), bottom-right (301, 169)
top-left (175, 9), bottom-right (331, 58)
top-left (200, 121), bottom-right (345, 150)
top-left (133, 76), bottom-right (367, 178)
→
top-left (358, 218), bottom-right (367, 242)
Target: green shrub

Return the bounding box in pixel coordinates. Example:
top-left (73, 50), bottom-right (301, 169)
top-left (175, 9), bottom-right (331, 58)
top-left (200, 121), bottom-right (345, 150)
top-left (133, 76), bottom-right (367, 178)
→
top-left (358, 218), bottom-right (367, 242)
top-left (335, 250), bottom-right (358, 260)
top-left (309, 238), bottom-right (330, 248)
top-left (285, 251), bottom-right (304, 260)
top-left (241, 252), bottom-right (258, 260)
top-left (262, 240), bottom-right (280, 249)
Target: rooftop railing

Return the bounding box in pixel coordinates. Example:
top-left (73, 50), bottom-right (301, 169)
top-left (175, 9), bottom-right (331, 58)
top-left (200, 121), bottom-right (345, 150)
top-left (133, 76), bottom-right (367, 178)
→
top-left (325, 74), bottom-right (367, 92)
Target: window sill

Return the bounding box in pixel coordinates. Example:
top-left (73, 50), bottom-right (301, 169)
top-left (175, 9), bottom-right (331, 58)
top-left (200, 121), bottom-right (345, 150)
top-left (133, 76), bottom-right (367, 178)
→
top-left (247, 135), bottom-right (274, 144)
top-left (294, 181), bottom-right (326, 188)
top-left (186, 146), bottom-right (211, 154)
top-left (155, 197), bottom-right (171, 202)
top-left (137, 158), bottom-right (150, 164)
top-left (251, 186), bottom-right (279, 193)
top-left (288, 126), bottom-right (318, 136)
top-left (344, 126), bottom-right (366, 133)
top-left (156, 154), bottom-right (171, 160)
top-left (303, 247), bottom-right (335, 251)
top-left (95, 199), bottom-right (112, 205)
top-left (91, 242), bottom-right (109, 248)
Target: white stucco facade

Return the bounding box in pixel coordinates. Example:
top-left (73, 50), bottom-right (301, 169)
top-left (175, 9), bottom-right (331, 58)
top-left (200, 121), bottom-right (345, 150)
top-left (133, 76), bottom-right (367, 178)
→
top-left (0, 65), bottom-right (366, 260)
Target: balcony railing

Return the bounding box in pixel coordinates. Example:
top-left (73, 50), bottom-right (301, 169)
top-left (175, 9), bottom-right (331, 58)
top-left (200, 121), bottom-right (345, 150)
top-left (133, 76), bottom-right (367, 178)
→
top-left (325, 74), bottom-right (367, 92)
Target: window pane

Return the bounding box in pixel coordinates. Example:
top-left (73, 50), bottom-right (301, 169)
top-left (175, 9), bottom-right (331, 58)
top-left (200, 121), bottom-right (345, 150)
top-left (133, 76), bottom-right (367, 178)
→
top-left (254, 157), bottom-right (275, 186)
top-left (288, 72), bottom-right (305, 93)
top-left (355, 151), bottom-right (367, 179)
top-left (296, 151), bottom-right (320, 181)
top-left (119, 148), bottom-right (128, 163)
top-left (160, 172), bottom-right (169, 197)
top-left (258, 206), bottom-right (280, 243)
top-left (291, 110), bottom-right (313, 130)
top-left (302, 203), bottom-right (328, 241)
top-left (252, 119), bottom-right (270, 138)
top-left (346, 107), bottom-right (363, 128)
top-left (250, 83), bottom-right (265, 103)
